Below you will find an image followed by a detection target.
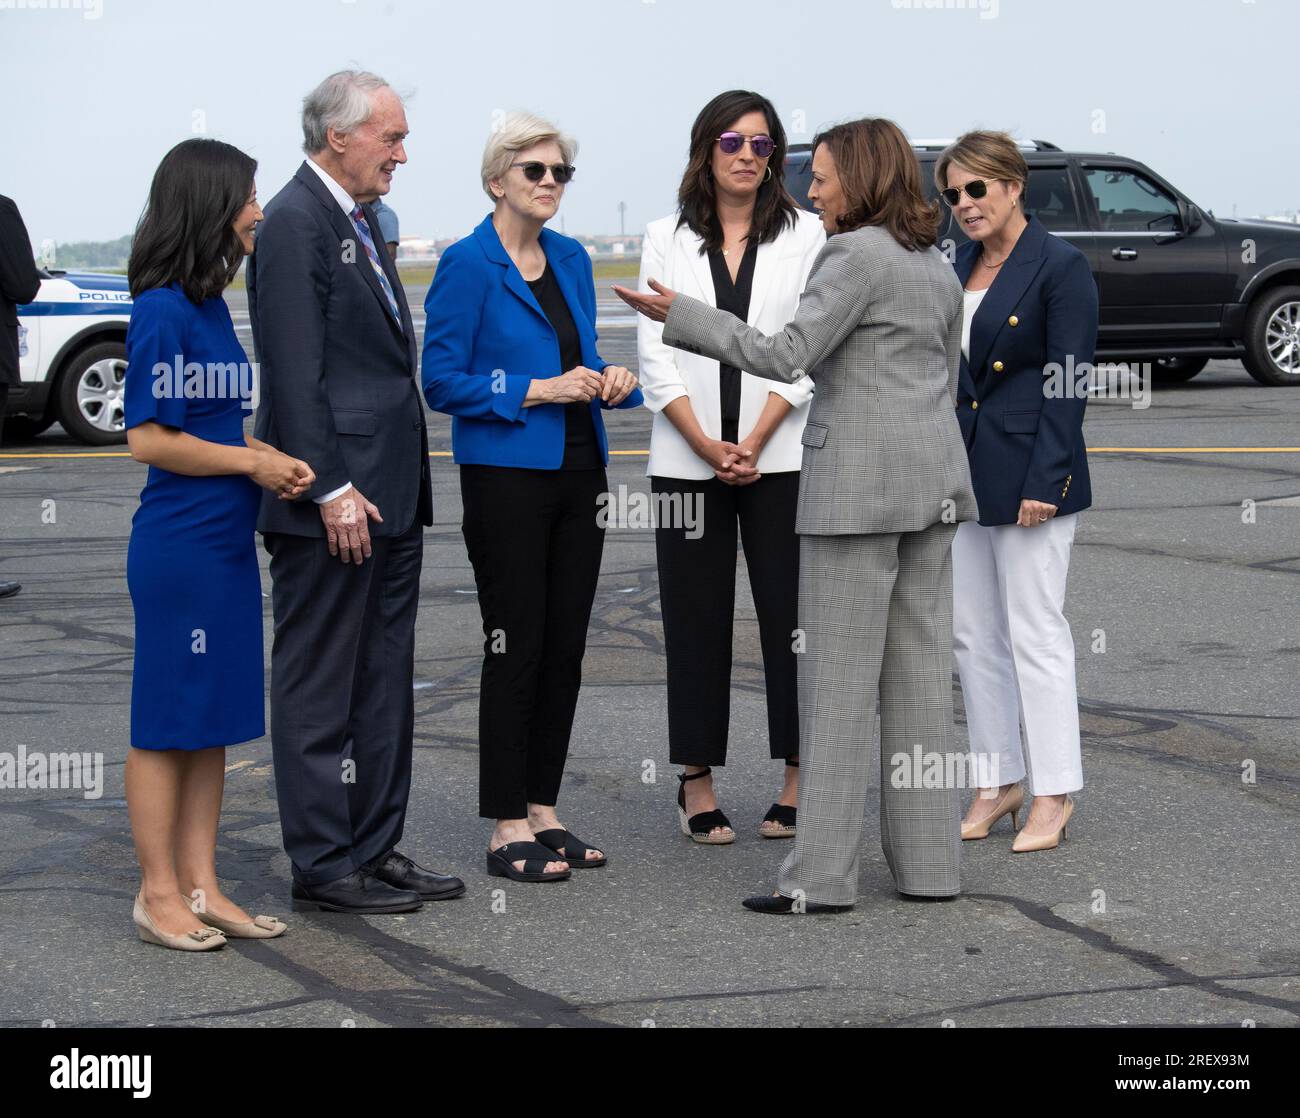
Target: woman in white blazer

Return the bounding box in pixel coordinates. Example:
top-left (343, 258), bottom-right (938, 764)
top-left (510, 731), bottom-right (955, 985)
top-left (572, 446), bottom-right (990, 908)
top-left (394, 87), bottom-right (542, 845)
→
top-left (637, 90), bottom-right (825, 845)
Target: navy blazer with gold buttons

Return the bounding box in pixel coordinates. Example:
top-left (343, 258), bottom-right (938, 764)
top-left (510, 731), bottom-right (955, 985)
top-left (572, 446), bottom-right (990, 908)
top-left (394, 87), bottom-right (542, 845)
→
top-left (953, 214), bottom-right (1099, 526)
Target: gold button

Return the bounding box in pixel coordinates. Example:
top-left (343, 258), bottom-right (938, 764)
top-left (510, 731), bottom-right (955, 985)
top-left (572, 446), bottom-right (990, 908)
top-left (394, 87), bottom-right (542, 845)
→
top-left (971, 400), bottom-right (979, 410)
top-left (993, 361), bottom-right (1004, 372)
top-left (1008, 315), bottom-right (1019, 327)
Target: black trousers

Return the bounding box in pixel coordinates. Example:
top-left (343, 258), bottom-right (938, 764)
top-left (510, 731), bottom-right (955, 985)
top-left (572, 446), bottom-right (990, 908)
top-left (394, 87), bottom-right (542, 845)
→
top-left (652, 471), bottom-right (800, 766)
top-left (460, 464), bottom-right (607, 819)
top-left (0, 383), bottom-right (8, 446)
top-left (263, 517), bottom-right (423, 885)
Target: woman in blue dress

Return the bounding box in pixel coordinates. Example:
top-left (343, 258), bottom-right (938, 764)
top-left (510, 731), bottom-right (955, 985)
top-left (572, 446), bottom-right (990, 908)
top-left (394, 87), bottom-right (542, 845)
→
top-left (124, 139), bottom-right (314, 951)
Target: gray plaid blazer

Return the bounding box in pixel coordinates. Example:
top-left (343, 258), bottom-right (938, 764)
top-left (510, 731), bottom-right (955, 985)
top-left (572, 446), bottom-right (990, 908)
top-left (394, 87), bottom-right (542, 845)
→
top-left (662, 226), bottom-right (977, 535)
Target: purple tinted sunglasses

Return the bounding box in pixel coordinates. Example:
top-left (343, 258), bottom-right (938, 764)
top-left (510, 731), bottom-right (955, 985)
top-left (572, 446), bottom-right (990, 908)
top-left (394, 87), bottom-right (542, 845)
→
top-left (716, 132), bottom-right (775, 159)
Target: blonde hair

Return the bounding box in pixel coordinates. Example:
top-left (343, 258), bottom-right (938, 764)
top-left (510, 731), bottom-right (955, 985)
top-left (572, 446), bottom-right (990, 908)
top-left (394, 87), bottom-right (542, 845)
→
top-left (935, 130), bottom-right (1028, 205)
top-left (481, 111), bottom-right (578, 201)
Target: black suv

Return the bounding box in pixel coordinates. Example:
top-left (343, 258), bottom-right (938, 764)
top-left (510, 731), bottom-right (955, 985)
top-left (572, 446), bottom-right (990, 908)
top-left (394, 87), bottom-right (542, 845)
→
top-left (784, 141), bottom-right (1300, 386)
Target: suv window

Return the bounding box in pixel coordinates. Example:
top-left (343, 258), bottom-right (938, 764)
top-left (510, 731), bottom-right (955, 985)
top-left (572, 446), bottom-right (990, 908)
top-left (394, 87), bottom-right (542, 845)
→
top-left (1023, 166), bottom-right (1081, 231)
top-left (1085, 167), bottom-right (1180, 232)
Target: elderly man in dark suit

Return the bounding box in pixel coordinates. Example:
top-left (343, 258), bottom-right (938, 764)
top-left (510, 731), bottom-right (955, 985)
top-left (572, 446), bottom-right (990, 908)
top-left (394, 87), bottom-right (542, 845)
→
top-left (248, 70), bottom-right (463, 913)
top-left (0, 194), bottom-right (42, 599)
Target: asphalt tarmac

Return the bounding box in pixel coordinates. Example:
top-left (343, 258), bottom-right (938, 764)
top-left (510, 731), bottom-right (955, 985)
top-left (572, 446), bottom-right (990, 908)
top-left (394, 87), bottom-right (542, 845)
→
top-left (1, 287), bottom-right (1298, 1027)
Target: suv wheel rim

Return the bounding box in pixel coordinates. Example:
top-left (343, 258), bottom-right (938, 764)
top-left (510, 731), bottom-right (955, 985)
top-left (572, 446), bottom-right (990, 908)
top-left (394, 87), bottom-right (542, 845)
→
top-left (77, 357), bottom-right (128, 432)
top-left (1264, 300), bottom-right (1300, 376)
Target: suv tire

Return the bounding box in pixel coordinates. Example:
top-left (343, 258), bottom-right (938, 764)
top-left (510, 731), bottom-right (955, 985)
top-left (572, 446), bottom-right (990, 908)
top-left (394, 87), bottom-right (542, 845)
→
top-left (1244, 285), bottom-right (1300, 386)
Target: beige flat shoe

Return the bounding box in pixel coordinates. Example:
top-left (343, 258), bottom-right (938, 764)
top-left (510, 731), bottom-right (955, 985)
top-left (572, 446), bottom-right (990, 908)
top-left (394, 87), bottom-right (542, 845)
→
top-left (186, 898), bottom-right (287, 939)
top-left (1012, 796), bottom-right (1074, 853)
top-left (961, 784), bottom-right (1025, 840)
top-left (133, 895), bottom-right (226, 951)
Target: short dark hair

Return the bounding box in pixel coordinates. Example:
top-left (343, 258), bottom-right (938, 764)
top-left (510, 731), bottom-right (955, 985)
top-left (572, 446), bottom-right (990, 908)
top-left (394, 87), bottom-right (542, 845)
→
top-left (675, 89), bottom-right (798, 254)
top-left (812, 118), bottom-right (940, 251)
top-left (128, 138), bottom-right (257, 304)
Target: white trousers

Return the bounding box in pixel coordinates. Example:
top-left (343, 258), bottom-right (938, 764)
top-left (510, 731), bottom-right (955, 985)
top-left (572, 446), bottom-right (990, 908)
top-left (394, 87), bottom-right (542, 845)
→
top-left (951, 514), bottom-right (1083, 796)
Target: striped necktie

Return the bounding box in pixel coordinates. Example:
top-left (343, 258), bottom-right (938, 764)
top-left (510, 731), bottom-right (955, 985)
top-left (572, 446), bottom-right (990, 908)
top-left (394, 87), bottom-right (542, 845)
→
top-left (349, 204), bottom-right (403, 326)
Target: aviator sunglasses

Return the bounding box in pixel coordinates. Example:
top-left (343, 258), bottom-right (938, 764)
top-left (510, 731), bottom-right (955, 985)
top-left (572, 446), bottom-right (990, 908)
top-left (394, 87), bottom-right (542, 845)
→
top-left (511, 161), bottom-right (576, 184)
top-left (940, 178), bottom-right (998, 206)
top-left (716, 132), bottom-right (776, 159)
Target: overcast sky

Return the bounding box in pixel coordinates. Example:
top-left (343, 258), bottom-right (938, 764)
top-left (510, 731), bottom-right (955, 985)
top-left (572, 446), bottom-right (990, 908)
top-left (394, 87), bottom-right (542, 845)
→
top-left (4, 0), bottom-right (1296, 249)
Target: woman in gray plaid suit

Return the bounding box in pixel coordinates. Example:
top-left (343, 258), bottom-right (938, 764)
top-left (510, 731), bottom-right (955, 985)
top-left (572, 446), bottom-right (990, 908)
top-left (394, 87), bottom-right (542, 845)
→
top-left (616, 118), bottom-right (977, 912)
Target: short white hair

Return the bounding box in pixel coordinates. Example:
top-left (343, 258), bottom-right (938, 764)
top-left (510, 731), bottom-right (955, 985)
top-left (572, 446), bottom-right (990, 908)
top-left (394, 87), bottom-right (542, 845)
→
top-left (481, 111), bottom-right (578, 200)
top-left (302, 70), bottom-right (393, 155)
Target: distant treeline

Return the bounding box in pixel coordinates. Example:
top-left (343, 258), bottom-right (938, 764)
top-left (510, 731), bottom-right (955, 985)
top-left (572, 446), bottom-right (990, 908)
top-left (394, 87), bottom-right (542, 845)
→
top-left (47, 234), bottom-right (132, 271)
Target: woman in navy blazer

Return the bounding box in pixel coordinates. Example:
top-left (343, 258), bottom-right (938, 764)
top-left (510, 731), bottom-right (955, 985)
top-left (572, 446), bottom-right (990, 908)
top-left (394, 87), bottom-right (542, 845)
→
top-left (937, 131), bottom-right (1098, 854)
top-left (422, 112), bottom-right (641, 884)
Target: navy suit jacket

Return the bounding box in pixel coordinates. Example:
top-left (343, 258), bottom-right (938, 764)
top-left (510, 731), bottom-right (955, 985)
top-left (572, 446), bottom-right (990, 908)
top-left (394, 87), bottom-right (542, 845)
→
top-left (0, 195), bottom-right (41, 387)
top-left (247, 163), bottom-right (433, 537)
top-left (421, 214), bottom-right (642, 469)
top-left (953, 215), bottom-right (1098, 526)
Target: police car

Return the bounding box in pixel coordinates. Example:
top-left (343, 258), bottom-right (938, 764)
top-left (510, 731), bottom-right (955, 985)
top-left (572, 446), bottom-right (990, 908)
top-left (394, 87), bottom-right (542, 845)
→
top-left (12, 270), bottom-right (133, 445)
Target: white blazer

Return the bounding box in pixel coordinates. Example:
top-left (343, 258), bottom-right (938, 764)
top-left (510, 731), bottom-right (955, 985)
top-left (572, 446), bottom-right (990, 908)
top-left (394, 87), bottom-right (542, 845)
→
top-left (637, 208), bottom-right (826, 478)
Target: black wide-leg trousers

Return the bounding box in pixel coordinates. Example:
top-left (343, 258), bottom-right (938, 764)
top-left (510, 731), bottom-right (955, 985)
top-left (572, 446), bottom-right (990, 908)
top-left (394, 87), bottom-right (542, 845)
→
top-left (652, 471), bottom-right (800, 767)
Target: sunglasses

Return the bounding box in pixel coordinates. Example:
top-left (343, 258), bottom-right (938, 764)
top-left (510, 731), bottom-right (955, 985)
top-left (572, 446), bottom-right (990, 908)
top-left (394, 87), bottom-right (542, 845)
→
top-left (716, 132), bottom-right (775, 159)
top-left (511, 161), bottom-right (575, 184)
top-left (940, 178), bottom-right (997, 206)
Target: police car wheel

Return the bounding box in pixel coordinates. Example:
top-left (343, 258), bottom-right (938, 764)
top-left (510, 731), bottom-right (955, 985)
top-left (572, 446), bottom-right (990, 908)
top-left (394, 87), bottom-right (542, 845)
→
top-left (56, 342), bottom-right (129, 445)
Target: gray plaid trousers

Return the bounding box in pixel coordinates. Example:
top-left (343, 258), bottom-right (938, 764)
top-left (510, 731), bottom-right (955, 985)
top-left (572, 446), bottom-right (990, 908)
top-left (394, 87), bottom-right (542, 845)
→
top-left (777, 523), bottom-right (962, 904)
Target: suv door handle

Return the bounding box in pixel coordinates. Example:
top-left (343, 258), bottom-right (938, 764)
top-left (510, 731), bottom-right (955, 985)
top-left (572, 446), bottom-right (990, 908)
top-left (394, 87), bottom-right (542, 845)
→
top-left (1112, 247), bottom-right (1139, 260)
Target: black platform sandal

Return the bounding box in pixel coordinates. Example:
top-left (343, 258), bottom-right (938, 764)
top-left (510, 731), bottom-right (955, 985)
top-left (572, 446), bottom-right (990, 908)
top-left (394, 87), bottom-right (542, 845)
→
top-left (676, 768), bottom-right (735, 845)
top-left (533, 828), bottom-right (607, 869)
top-left (759, 757), bottom-right (798, 839)
top-left (486, 841), bottom-right (572, 882)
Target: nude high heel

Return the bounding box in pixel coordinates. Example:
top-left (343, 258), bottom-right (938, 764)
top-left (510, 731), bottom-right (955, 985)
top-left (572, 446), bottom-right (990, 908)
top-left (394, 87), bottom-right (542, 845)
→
top-left (133, 895), bottom-right (226, 951)
top-left (961, 784), bottom-right (1024, 840)
top-left (1012, 796), bottom-right (1074, 853)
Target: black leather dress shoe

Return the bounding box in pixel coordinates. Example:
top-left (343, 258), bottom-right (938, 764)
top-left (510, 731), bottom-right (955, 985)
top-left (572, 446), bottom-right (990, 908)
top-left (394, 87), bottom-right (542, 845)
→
top-left (742, 893), bottom-right (853, 915)
top-left (368, 849), bottom-right (465, 900)
top-left (0, 582), bottom-right (21, 600)
top-left (291, 869), bottom-right (422, 914)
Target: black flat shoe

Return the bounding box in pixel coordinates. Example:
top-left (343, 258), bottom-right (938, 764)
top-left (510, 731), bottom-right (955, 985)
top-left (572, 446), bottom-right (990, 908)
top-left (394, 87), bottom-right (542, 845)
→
top-left (368, 848), bottom-right (466, 899)
top-left (291, 869), bottom-right (423, 914)
top-left (532, 828), bottom-right (607, 869)
top-left (676, 768), bottom-right (735, 845)
top-left (486, 841), bottom-right (572, 883)
top-left (759, 803), bottom-right (796, 839)
top-left (741, 892), bottom-right (853, 915)
top-left (0, 582), bottom-right (21, 600)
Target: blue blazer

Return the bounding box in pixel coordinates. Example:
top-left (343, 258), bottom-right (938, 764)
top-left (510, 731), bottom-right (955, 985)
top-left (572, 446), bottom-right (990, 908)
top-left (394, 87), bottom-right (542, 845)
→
top-left (953, 215), bottom-right (1099, 526)
top-left (421, 214), bottom-right (642, 468)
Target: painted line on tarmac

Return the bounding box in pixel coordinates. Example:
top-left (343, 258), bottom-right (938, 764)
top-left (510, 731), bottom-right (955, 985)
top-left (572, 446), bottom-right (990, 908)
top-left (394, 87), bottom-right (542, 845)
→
top-left (2, 446), bottom-right (1300, 462)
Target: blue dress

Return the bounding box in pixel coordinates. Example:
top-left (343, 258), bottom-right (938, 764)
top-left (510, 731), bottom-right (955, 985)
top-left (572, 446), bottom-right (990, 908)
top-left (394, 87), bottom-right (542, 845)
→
top-left (124, 284), bottom-right (264, 750)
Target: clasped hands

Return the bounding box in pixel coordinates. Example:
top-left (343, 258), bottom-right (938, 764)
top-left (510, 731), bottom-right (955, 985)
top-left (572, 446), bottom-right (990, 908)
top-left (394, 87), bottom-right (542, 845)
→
top-left (696, 435), bottom-right (762, 486)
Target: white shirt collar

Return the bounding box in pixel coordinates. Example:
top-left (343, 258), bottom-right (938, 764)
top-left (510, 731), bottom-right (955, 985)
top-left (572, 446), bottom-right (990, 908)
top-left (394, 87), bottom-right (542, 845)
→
top-left (306, 157), bottom-right (359, 216)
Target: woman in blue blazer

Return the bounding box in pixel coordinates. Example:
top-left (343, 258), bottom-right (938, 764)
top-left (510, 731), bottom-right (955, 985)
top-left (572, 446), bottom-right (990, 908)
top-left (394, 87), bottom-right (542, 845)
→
top-left (937, 131), bottom-right (1098, 854)
top-left (422, 112), bottom-right (641, 884)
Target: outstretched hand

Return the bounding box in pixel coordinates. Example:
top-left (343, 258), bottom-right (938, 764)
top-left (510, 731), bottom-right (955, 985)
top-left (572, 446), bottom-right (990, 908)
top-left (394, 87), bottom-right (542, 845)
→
top-left (612, 278), bottom-right (677, 323)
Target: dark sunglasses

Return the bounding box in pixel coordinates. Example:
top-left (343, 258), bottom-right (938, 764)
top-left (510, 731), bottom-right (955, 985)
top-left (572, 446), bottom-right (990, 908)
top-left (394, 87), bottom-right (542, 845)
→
top-left (510, 161), bottom-right (575, 184)
top-left (940, 178), bottom-right (996, 206)
top-left (716, 132), bottom-right (775, 159)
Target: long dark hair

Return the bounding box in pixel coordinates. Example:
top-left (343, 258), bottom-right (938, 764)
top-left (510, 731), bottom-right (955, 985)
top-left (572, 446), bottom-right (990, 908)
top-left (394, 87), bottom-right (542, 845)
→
top-left (676, 90), bottom-right (798, 254)
top-left (811, 118), bottom-right (939, 251)
top-left (128, 138), bottom-right (257, 303)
